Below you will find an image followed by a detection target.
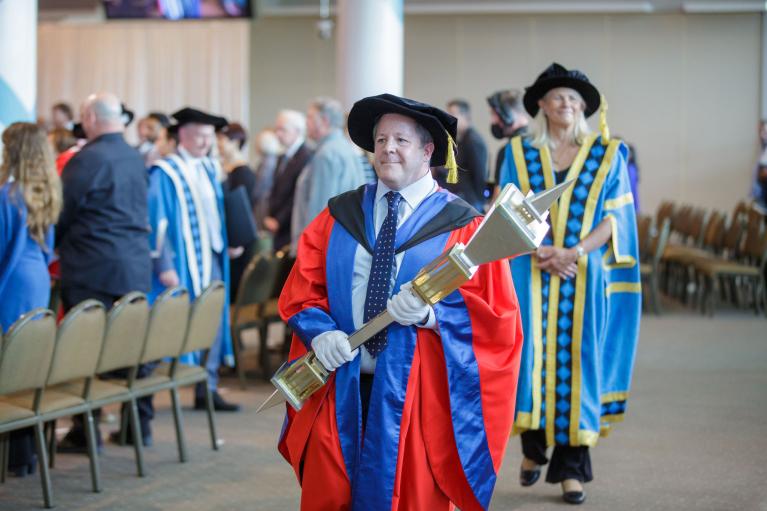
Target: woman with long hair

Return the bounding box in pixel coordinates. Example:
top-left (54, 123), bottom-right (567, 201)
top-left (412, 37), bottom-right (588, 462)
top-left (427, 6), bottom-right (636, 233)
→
top-left (497, 63), bottom-right (641, 505)
top-left (0, 122), bottom-right (62, 477)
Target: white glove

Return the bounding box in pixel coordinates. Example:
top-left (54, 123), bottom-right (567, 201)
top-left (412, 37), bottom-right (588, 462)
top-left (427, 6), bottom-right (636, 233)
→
top-left (387, 282), bottom-right (432, 326)
top-left (310, 330), bottom-right (358, 371)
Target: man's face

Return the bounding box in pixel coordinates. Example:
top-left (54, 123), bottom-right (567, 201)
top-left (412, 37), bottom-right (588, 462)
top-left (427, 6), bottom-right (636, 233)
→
top-left (274, 114), bottom-right (299, 148)
top-left (306, 106), bottom-right (327, 142)
top-left (373, 113), bottom-right (434, 191)
top-left (179, 123), bottom-right (215, 158)
top-left (51, 107), bottom-right (70, 129)
top-left (139, 118), bottom-right (162, 143)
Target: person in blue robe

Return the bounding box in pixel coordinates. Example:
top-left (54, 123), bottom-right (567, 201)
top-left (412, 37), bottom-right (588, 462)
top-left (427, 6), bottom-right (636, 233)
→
top-left (0, 122), bottom-right (61, 476)
top-left (147, 107), bottom-right (239, 412)
top-left (497, 63), bottom-right (641, 505)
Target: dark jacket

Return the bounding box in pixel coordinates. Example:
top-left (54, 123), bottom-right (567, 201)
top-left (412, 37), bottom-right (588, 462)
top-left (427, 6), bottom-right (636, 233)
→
top-left (268, 142), bottom-right (313, 251)
top-left (57, 132), bottom-right (151, 295)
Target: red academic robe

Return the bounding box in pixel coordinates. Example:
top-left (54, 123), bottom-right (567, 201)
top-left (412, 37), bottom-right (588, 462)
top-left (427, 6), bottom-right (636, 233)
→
top-left (277, 185), bottom-right (523, 511)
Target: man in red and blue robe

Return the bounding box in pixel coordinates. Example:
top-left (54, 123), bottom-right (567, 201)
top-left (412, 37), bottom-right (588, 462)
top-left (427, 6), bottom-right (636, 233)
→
top-left (277, 94), bottom-right (524, 511)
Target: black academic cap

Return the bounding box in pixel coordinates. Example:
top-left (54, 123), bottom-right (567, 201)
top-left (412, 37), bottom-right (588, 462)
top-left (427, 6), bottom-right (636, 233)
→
top-left (347, 93), bottom-right (457, 168)
top-left (171, 107), bottom-right (228, 129)
top-left (523, 63), bottom-right (601, 118)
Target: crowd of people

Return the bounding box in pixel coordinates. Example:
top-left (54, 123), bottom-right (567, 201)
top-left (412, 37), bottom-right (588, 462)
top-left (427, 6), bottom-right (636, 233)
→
top-left (0, 63), bottom-right (645, 508)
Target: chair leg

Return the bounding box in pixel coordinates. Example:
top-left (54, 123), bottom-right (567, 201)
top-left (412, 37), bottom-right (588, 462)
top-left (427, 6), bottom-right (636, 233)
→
top-left (259, 323), bottom-right (271, 380)
top-left (233, 329), bottom-right (247, 390)
top-left (170, 387), bottom-right (188, 463)
top-left (128, 399), bottom-right (146, 477)
top-left (83, 410), bottom-right (102, 493)
top-left (651, 274), bottom-right (662, 315)
top-left (203, 385), bottom-right (220, 451)
top-left (118, 408), bottom-right (130, 446)
top-left (33, 421), bottom-right (54, 508)
top-left (0, 434), bottom-right (8, 483)
top-left (47, 420), bottom-right (56, 468)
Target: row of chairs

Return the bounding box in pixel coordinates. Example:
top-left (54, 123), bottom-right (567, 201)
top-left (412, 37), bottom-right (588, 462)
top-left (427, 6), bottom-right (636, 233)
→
top-left (638, 200), bottom-right (767, 316)
top-left (0, 282), bottom-right (225, 508)
top-left (231, 249), bottom-right (295, 387)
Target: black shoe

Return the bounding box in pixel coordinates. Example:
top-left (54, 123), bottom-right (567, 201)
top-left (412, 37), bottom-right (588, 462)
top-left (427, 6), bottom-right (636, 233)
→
top-left (562, 480), bottom-right (586, 505)
top-left (519, 468), bottom-right (541, 487)
top-left (195, 391), bottom-right (241, 412)
top-left (109, 430), bottom-right (153, 447)
top-left (57, 435), bottom-right (103, 455)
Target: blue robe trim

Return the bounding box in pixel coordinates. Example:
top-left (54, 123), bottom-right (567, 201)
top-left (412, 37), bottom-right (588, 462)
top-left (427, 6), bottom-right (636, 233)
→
top-left (433, 291), bottom-right (497, 508)
top-left (287, 308), bottom-right (339, 350)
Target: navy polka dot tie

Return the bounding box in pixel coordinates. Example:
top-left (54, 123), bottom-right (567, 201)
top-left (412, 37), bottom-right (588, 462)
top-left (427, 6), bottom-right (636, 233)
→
top-left (364, 191), bottom-right (402, 358)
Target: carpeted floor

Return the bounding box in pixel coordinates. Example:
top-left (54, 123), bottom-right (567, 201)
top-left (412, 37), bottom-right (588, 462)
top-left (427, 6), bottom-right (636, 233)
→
top-left (1, 303), bottom-right (766, 510)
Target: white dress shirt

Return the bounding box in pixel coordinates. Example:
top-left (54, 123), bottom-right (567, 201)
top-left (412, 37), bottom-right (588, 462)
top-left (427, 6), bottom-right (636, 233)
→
top-left (352, 171), bottom-right (438, 374)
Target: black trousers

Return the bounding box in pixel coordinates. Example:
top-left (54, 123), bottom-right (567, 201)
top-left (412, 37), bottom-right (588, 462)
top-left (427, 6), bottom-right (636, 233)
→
top-left (521, 429), bottom-right (593, 483)
top-left (60, 285), bottom-right (155, 443)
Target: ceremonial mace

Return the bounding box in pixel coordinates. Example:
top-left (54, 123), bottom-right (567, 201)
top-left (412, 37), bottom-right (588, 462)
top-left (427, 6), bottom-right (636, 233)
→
top-left (257, 180), bottom-right (572, 413)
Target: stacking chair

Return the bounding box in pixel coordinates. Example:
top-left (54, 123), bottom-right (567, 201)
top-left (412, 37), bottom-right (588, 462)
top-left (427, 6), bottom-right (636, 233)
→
top-left (640, 218), bottom-right (671, 314)
top-left (0, 309), bottom-right (56, 508)
top-left (231, 252), bottom-right (282, 386)
top-left (694, 209), bottom-right (767, 316)
top-left (55, 292), bottom-right (151, 478)
top-left (3, 301), bottom-right (106, 505)
top-left (123, 287), bottom-right (191, 468)
top-left (154, 281), bottom-right (226, 461)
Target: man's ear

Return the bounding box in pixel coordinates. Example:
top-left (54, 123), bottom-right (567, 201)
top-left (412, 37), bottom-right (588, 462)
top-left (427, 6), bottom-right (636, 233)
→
top-left (423, 142), bottom-right (435, 162)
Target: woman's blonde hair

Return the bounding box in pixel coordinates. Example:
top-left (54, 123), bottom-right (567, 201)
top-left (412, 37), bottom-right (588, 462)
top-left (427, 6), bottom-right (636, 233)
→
top-left (528, 89), bottom-right (591, 150)
top-left (0, 122), bottom-right (62, 249)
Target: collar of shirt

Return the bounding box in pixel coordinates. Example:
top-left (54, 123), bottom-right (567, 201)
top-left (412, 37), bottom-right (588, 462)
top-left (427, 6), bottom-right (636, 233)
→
top-left (284, 137), bottom-right (305, 160)
top-left (374, 170), bottom-right (436, 219)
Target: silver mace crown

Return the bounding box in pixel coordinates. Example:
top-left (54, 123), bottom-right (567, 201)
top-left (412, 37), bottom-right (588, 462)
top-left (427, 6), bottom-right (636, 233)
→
top-left (257, 180), bottom-right (573, 413)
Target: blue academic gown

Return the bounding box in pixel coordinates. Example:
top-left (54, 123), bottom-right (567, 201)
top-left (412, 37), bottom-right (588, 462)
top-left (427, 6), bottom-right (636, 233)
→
top-left (0, 183), bottom-right (53, 331)
top-left (147, 154), bottom-right (233, 368)
top-left (498, 134), bottom-right (641, 447)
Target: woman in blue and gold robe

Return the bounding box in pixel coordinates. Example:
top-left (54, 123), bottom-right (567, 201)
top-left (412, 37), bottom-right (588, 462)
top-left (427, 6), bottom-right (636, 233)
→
top-left (497, 63), bottom-right (641, 505)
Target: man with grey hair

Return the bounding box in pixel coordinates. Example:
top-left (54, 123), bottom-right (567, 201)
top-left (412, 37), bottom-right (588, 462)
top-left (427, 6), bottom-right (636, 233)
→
top-left (265, 109), bottom-right (313, 252)
top-left (290, 97), bottom-right (366, 251)
top-left (57, 92), bottom-right (153, 451)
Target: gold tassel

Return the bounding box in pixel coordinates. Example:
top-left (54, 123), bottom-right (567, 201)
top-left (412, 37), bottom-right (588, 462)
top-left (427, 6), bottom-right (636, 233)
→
top-left (599, 94), bottom-right (610, 145)
top-left (445, 132), bottom-right (458, 184)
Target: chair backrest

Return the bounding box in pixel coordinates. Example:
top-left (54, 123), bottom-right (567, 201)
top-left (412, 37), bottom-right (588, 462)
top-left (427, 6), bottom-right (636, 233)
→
top-left (701, 210), bottom-right (726, 251)
top-left (636, 214), bottom-right (652, 260)
top-left (140, 287), bottom-right (190, 364)
top-left (98, 292), bottom-right (150, 374)
top-left (656, 200), bottom-right (675, 227)
top-left (0, 309), bottom-right (56, 396)
top-left (743, 207), bottom-right (767, 260)
top-left (650, 217), bottom-right (672, 266)
top-left (234, 252), bottom-right (280, 309)
top-left (182, 281), bottom-right (226, 354)
top-left (687, 208), bottom-right (709, 246)
top-left (270, 249), bottom-right (296, 299)
top-left (722, 211), bottom-right (746, 255)
top-left (46, 300), bottom-right (106, 386)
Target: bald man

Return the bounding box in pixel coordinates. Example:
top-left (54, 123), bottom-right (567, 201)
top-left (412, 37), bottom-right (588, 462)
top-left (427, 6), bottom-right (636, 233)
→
top-left (57, 92), bottom-right (153, 451)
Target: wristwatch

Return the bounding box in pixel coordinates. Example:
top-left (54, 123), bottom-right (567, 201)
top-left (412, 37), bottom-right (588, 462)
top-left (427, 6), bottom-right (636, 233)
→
top-left (574, 244), bottom-right (586, 258)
